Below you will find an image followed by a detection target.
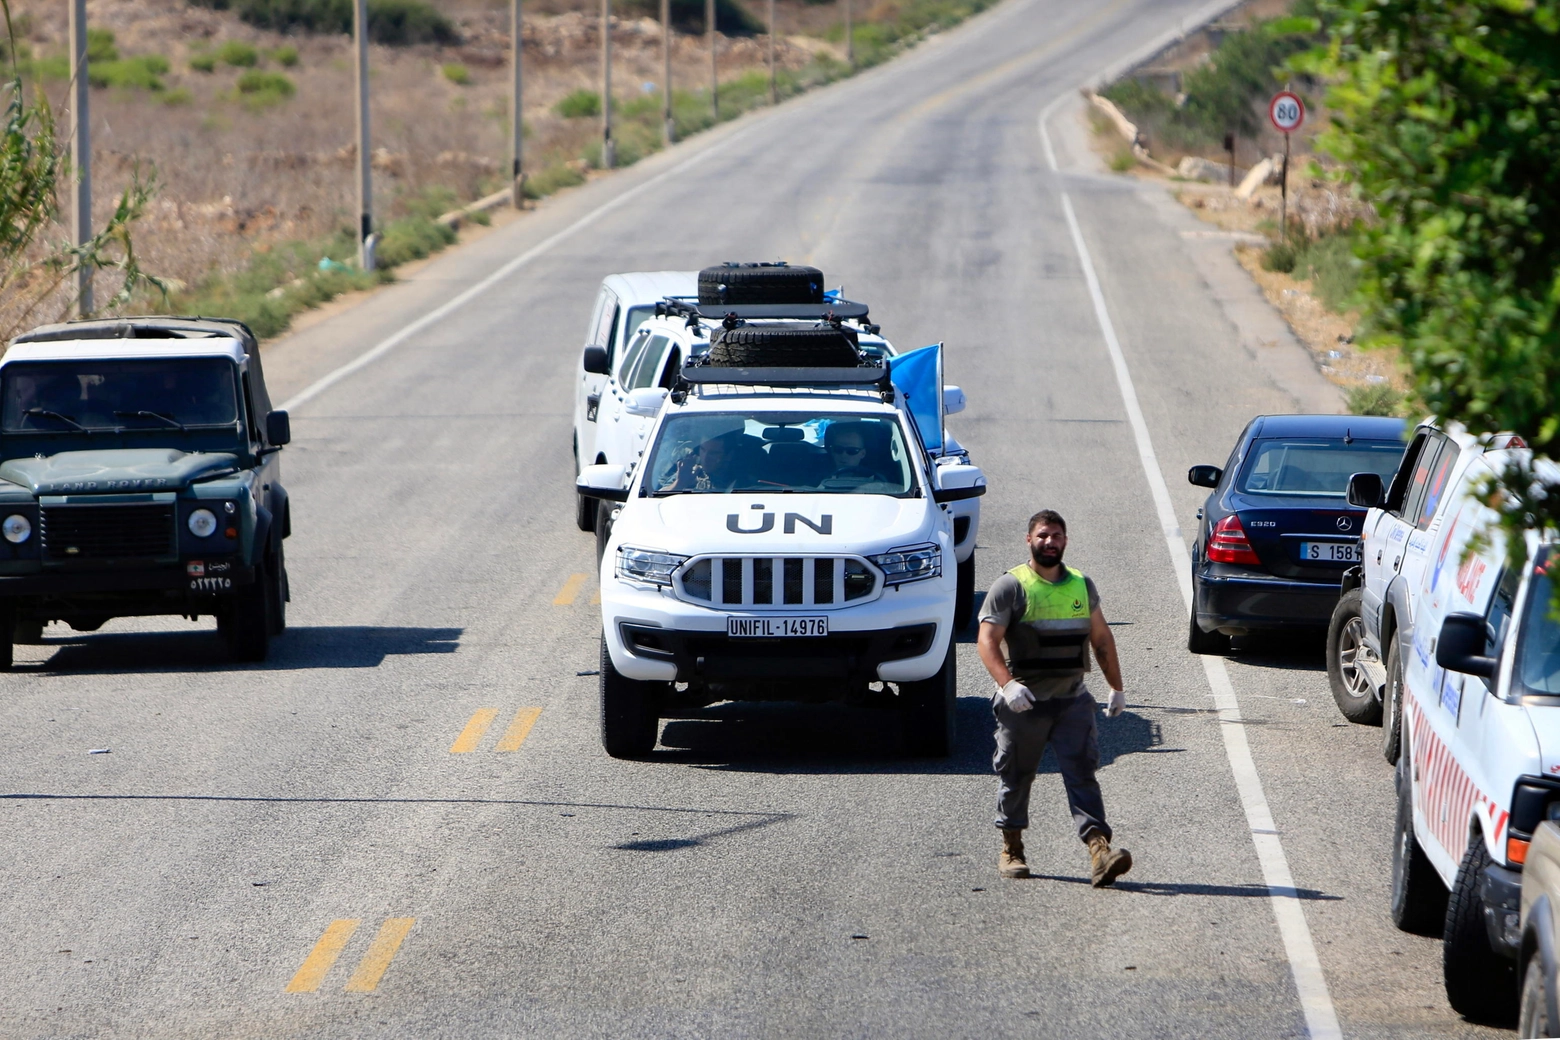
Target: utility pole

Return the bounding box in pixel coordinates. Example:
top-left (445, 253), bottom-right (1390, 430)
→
top-left (511, 0), bottom-right (524, 207)
top-left (706, 0), bottom-right (717, 121)
top-left (68, 0), bottom-right (92, 315)
top-left (661, 0), bottom-right (673, 145)
top-left (353, 0), bottom-right (374, 270)
top-left (601, 0), bottom-right (614, 169)
top-left (844, 0), bottom-right (853, 69)
top-left (767, 0), bottom-right (777, 105)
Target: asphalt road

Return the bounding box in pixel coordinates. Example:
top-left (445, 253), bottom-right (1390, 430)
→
top-left (0, 0), bottom-right (1511, 1037)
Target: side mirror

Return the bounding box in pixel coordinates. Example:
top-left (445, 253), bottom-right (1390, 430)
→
top-left (624, 387), bottom-right (668, 418)
top-left (1347, 471), bottom-right (1384, 509)
top-left (582, 345), bottom-right (610, 375)
top-left (1188, 465), bottom-right (1222, 489)
top-left (943, 385), bottom-right (967, 415)
top-left (933, 481), bottom-right (986, 503)
top-left (265, 409), bottom-right (291, 446)
top-left (577, 463), bottom-right (630, 502)
top-left (1437, 612), bottom-right (1497, 678)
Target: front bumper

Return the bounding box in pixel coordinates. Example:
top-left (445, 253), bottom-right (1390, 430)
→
top-left (0, 558), bottom-right (254, 600)
top-left (1194, 566), bottom-right (1341, 633)
top-left (602, 577), bottom-right (952, 683)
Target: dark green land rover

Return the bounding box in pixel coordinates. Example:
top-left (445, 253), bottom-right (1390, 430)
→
top-left (0, 317), bottom-right (292, 666)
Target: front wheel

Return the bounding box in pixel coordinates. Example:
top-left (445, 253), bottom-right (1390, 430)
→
top-left (599, 636), bottom-right (662, 758)
top-left (594, 502), bottom-right (616, 565)
top-left (1519, 956), bottom-right (1555, 1039)
top-left (0, 600), bottom-right (13, 671)
top-left (1443, 834), bottom-right (1517, 1023)
top-left (1383, 641), bottom-right (1404, 765)
top-left (1390, 733), bottom-right (1447, 935)
top-left (1327, 588), bottom-right (1382, 724)
top-left (954, 551), bottom-right (975, 631)
top-left (574, 439), bottom-right (597, 533)
top-left (221, 560), bottom-right (272, 663)
top-left (901, 643), bottom-right (956, 757)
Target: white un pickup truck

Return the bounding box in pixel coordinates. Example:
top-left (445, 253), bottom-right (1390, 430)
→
top-left (577, 297), bottom-right (984, 760)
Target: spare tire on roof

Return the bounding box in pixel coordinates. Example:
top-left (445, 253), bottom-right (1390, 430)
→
top-left (705, 325), bottom-right (862, 368)
top-left (698, 262), bottom-right (824, 305)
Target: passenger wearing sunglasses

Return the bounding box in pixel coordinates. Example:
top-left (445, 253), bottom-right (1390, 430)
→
top-left (822, 422), bottom-right (888, 484)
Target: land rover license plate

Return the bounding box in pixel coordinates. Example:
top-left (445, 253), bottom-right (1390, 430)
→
top-left (1299, 540), bottom-right (1360, 562)
top-left (727, 616), bottom-right (828, 638)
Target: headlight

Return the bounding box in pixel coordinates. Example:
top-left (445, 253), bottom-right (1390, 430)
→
top-left (870, 543), bottom-right (942, 585)
top-left (2, 514), bottom-right (30, 544)
top-left (188, 508), bottom-right (218, 537)
top-left (616, 546), bottom-right (688, 587)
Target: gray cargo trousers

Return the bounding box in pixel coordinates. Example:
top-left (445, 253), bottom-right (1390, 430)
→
top-left (992, 687), bottom-right (1111, 842)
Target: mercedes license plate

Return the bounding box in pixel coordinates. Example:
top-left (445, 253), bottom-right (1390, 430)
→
top-left (1300, 540), bottom-right (1359, 562)
top-left (727, 616), bottom-right (828, 638)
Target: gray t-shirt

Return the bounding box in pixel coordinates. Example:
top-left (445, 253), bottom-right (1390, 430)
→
top-left (980, 569), bottom-right (1100, 700)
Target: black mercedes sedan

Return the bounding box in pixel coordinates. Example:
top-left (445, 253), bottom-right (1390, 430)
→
top-left (1187, 413), bottom-right (1407, 654)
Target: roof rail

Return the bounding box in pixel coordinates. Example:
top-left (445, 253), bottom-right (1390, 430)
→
top-left (676, 360), bottom-right (894, 399)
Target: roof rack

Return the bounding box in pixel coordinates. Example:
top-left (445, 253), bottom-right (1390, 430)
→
top-left (655, 298), bottom-right (871, 323)
top-left (675, 360), bottom-right (895, 402)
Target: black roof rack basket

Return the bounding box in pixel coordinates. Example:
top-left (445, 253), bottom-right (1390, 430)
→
top-left (678, 360), bottom-right (893, 392)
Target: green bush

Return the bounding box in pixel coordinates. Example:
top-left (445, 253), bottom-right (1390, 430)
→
top-left (271, 44), bottom-right (299, 66)
top-left (442, 62), bottom-right (470, 85)
top-left (89, 55), bottom-right (171, 91)
top-left (217, 40), bottom-right (259, 67)
top-left (522, 162), bottom-right (586, 199)
top-left (374, 215), bottom-right (456, 268)
top-left (161, 87), bottom-right (194, 106)
top-left (192, 0), bottom-right (458, 45)
top-left (190, 52), bottom-right (217, 73)
top-left (1294, 233), bottom-right (1359, 312)
top-left (1262, 240), bottom-right (1298, 273)
top-left (1347, 382), bottom-right (1405, 417)
top-left (554, 89), bottom-right (601, 119)
top-left (235, 68), bottom-right (296, 108)
top-left (86, 27), bottom-right (118, 62)
top-left (616, 0), bottom-right (761, 34)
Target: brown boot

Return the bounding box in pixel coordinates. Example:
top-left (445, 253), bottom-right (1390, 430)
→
top-left (1087, 832), bottom-right (1132, 887)
top-left (999, 828), bottom-right (1030, 879)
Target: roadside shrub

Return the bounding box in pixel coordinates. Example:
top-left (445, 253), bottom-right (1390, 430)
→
top-left (1347, 383), bottom-right (1405, 417)
top-left (90, 54), bottom-right (171, 91)
top-left (271, 44), bottom-right (299, 67)
top-left (1262, 240), bottom-right (1298, 273)
top-left (554, 89), bottom-right (601, 119)
top-left (617, 0), bottom-right (761, 34)
top-left (374, 215), bottom-right (456, 268)
top-left (192, 0), bottom-right (458, 45)
top-left (1294, 233), bottom-right (1360, 313)
top-left (1108, 146), bottom-right (1136, 172)
top-left (522, 162), bottom-right (586, 199)
top-left (189, 52), bottom-right (217, 72)
top-left (235, 69), bottom-right (296, 108)
top-left (217, 40), bottom-right (259, 67)
top-left (161, 87), bottom-right (194, 106)
top-left (86, 27), bottom-right (117, 62)
top-left (442, 62), bottom-right (470, 85)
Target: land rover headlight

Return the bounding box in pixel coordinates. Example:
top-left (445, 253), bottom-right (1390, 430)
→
top-left (2, 514), bottom-right (31, 544)
top-left (188, 508), bottom-right (218, 538)
top-left (616, 546), bottom-right (688, 587)
top-left (870, 543), bottom-right (941, 586)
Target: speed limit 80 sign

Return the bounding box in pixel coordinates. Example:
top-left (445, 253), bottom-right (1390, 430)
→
top-left (1269, 91), bottom-right (1305, 134)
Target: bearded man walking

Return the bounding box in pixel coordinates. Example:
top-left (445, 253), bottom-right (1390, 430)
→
top-left (977, 509), bottom-right (1133, 886)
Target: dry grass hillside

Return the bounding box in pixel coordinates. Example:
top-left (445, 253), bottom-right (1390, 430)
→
top-left (6, 0), bottom-right (985, 336)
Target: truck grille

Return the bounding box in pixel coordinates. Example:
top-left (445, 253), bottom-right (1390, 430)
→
top-left (676, 556), bottom-right (878, 608)
top-left (41, 504), bottom-right (176, 560)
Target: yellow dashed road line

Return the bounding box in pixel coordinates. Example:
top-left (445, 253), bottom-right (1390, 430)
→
top-left (553, 573), bottom-right (588, 605)
top-left (344, 918), bottom-right (417, 993)
top-left (285, 919), bottom-right (360, 993)
top-left (449, 708), bottom-right (499, 753)
top-left (495, 707), bottom-right (542, 752)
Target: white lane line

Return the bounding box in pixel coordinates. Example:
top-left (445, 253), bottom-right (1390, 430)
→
top-left (278, 124), bottom-right (756, 414)
top-left (1039, 97), bottom-right (1343, 1040)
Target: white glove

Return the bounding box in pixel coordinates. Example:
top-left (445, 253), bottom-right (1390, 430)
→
top-left (999, 679), bottom-right (1035, 713)
top-left (1105, 689), bottom-right (1126, 718)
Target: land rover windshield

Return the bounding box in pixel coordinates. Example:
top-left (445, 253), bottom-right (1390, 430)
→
top-left (1, 358), bottom-right (240, 433)
top-left (647, 411), bottom-right (917, 496)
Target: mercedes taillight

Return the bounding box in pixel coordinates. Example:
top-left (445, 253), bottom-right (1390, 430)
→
top-left (1207, 514), bottom-right (1262, 565)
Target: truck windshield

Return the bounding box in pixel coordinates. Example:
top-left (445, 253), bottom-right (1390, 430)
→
top-left (1237, 438), bottom-right (1406, 497)
top-left (1, 359), bottom-right (239, 432)
top-left (647, 411), bottom-right (916, 496)
top-left (1518, 551), bottom-right (1560, 696)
